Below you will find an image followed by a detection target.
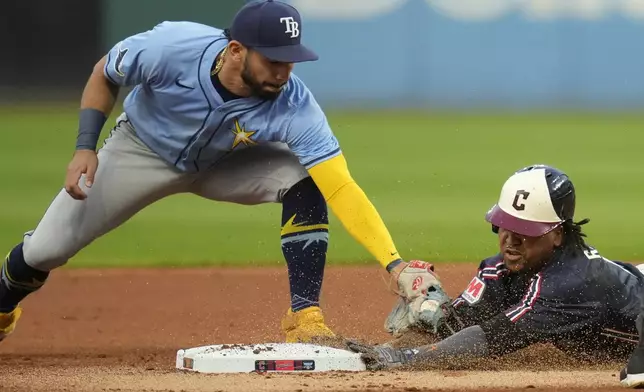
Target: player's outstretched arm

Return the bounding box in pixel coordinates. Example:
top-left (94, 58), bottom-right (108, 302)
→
top-left (286, 87), bottom-right (441, 302)
top-left (347, 325), bottom-right (490, 371)
top-left (65, 55), bottom-right (120, 200)
top-left (307, 154), bottom-right (400, 269)
top-left (307, 155), bottom-right (442, 300)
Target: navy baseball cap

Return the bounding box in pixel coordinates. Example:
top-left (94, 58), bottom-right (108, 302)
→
top-left (230, 0), bottom-right (318, 63)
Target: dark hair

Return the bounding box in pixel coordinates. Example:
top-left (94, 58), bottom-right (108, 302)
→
top-left (562, 218), bottom-right (591, 253)
top-left (223, 28), bottom-right (251, 52)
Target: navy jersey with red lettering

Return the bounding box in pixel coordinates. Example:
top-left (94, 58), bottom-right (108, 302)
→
top-left (450, 246), bottom-right (644, 360)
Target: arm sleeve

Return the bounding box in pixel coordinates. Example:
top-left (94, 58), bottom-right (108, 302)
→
top-left (103, 25), bottom-right (167, 87)
top-left (285, 92), bottom-right (400, 268)
top-left (479, 272), bottom-right (606, 356)
top-left (307, 154), bottom-right (400, 268)
top-left (413, 325), bottom-right (489, 364)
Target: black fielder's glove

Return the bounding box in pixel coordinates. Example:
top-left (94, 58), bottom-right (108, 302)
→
top-left (346, 340), bottom-right (418, 371)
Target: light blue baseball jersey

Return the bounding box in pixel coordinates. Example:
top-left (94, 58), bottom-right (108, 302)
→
top-left (103, 21), bottom-right (341, 173)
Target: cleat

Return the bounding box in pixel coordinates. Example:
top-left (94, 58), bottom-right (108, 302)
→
top-left (0, 306), bottom-right (22, 342)
top-left (281, 306), bottom-right (336, 343)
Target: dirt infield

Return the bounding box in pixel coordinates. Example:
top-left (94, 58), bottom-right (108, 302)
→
top-left (0, 263), bottom-right (632, 391)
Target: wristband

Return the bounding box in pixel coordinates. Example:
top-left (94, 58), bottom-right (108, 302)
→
top-left (76, 108), bottom-right (107, 150)
top-left (386, 258), bottom-right (404, 273)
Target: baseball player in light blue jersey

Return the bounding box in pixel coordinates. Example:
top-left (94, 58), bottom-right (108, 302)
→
top-left (0, 0), bottom-right (440, 343)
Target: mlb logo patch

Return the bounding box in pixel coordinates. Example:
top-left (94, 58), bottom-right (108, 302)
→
top-left (461, 277), bottom-right (486, 304)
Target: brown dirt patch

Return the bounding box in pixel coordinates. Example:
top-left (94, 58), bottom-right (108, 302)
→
top-left (0, 263), bottom-right (629, 391)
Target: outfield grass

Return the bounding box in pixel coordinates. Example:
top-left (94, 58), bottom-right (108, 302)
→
top-left (1, 104), bottom-right (643, 268)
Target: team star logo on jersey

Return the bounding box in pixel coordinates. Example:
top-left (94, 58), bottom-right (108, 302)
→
top-left (231, 118), bottom-right (257, 149)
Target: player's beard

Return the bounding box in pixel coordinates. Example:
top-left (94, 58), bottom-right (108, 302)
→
top-left (241, 58), bottom-right (284, 101)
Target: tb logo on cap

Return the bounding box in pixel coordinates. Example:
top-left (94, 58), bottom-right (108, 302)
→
top-left (280, 17), bottom-right (300, 38)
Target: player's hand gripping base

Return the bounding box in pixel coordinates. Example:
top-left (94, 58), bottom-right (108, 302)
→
top-left (386, 260), bottom-right (451, 337)
top-left (346, 340), bottom-right (416, 371)
top-left (65, 150), bottom-right (98, 200)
